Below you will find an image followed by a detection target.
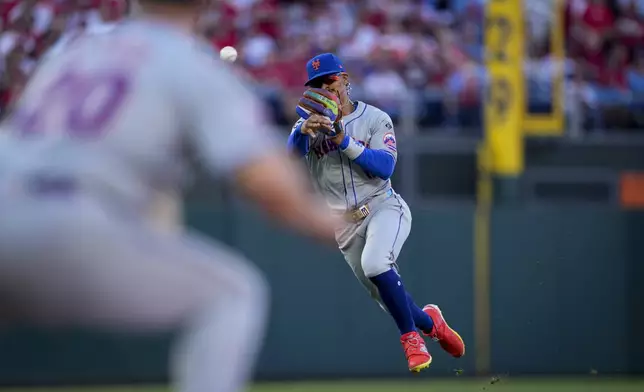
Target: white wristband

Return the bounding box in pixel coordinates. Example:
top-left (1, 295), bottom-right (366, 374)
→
top-left (341, 136), bottom-right (365, 160)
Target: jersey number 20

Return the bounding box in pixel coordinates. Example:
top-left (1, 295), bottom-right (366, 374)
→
top-left (12, 70), bottom-right (130, 138)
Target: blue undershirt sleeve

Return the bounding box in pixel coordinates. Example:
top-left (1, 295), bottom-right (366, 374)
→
top-left (287, 121), bottom-right (309, 156)
top-left (339, 135), bottom-right (395, 180)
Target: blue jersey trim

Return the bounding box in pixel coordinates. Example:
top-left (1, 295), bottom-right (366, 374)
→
top-left (389, 193), bottom-right (405, 259)
top-left (338, 150), bottom-right (349, 209)
top-left (348, 160), bottom-right (358, 206)
top-left (344, 104), bottom-right (367, 128)
top-left (345, 106), bottom-right (366, 206)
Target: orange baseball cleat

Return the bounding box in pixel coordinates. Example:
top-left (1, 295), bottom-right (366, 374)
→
top-left (422, 304), bottom-right (466, 358)
top-left (401, 331), bottom-right (432, 372)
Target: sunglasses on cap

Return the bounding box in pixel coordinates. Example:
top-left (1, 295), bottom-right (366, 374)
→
top-left (307, 73), bottom-right (343, 88)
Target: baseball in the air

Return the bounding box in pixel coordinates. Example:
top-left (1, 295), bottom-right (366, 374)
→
top-left (219, 46), bottom-right (238, 63)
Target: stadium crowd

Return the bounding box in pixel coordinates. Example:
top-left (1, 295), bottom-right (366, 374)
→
top-left (0, 0), bottom-right (643, 133)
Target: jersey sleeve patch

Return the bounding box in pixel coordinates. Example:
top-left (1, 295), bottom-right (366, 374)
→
top-left (383, 132), bottom-right (396, 152)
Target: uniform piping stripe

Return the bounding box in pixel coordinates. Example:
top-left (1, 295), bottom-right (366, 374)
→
top-left (338, 150), bottom-right (349, 209)
top-left (344, 104), bottom-right (367, 128)
top-left (389, 193), bottom-right (404, 258)
top-left (344, 104), bottom-right (366, 207)
top-left (348, 160), bottom-right (358, 207)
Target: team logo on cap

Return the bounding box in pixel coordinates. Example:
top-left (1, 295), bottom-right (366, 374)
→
top-left (312, 59), bottom-right (321, 70)
top-left (383, 132), bottom-right (396, 152)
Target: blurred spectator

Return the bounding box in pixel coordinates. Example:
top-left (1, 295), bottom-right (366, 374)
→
top-left (1, 0), bottom-right (643, 132)
top-left (628, 49), bottom-right (644, 126)
top-left (363, 50), bottom-right (409, 120)
top-left (629, 50), bottom-right (644, 93)
top-left (615, 0), bottom-right (644, 50)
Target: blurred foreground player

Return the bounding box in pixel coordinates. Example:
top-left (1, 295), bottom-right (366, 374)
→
top-left (288, 53), bottom-right (465, 372)
top-left (0, 1), bottom-right (338, 392)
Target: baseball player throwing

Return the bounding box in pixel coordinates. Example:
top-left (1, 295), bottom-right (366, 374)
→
top-left (287, 53), bottom-right (466, 373)
top-left (0, 2), bottom-right (338, 392)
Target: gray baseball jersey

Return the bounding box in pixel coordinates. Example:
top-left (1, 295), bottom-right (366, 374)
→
top-left (0, 19), bottom-right (278, 217)
top-left (290, 101), bottom-right (411, 307)
top-left (0, 20), bottom-right (273, 391)
top-left (293, 101), bottom-right (397, 211)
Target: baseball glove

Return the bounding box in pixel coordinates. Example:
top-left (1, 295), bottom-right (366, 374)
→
top-left (296, 88), bottom-right (343, 136)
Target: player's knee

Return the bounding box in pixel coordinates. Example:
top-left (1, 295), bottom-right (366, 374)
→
top-left (361, 256), bottom-right (393, 279)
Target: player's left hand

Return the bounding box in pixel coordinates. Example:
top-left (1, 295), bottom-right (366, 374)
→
top-left (296, 88), bottom-right (343, 137)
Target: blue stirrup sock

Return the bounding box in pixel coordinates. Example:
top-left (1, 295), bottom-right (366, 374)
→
top-left (407, 293), bottom-right (434, 334)
top-left (369, 268), bottom-right (415, 335)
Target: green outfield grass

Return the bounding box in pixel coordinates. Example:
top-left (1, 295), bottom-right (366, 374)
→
top-left (2, 378), bottom-right (644, 392)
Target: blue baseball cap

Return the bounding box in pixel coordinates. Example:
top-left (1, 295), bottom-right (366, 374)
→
top-left (305, 53), bottom-right (345, 86)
